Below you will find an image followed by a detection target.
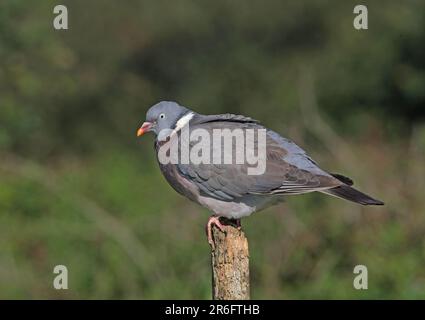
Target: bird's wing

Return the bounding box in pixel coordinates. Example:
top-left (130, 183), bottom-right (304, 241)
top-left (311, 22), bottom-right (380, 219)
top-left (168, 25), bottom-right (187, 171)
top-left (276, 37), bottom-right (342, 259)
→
top-left (261, 129), bottom-right (342, 194)
top-left (190, 113), bottom-right (260, 125)
top-left (176, 121), bottom-right (341, 201)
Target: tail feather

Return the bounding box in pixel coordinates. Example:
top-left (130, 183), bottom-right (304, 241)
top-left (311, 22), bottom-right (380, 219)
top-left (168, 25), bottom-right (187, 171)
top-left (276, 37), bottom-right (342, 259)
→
top-left (330, 173), bottom-right (354, 186)
top-left (322, 185), bottom-right (384, 206)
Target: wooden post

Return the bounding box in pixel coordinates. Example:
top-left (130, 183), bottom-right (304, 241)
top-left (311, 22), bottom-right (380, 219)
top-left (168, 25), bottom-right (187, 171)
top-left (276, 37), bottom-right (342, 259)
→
top-left (210, 218), bottom-right (250, 300)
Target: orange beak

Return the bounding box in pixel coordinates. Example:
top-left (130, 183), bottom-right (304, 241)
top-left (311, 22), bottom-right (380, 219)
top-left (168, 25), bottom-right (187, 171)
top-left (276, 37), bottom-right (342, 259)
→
top-left (137, 122), bottom-right (153, 137)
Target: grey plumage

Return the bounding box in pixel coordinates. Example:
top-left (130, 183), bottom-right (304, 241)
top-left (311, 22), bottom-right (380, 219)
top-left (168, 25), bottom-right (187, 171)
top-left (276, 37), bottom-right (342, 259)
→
top-left (140, 101), bottom-right (383, 220)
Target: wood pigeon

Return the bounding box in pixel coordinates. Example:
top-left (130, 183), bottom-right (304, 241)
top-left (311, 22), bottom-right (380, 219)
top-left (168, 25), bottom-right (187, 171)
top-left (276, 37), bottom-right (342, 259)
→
top-left (137, 101), bottom-right (383, 247)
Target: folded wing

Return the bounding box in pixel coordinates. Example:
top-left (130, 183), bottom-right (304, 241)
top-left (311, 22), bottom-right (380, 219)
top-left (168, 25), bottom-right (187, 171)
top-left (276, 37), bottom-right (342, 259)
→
top-left (176, 119), bottom-right (342, 201)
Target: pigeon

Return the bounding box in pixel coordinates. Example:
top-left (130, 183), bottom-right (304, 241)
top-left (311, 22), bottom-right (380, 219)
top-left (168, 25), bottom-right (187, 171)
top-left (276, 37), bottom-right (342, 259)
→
top-left (137, 101), bottom-right (383, 247)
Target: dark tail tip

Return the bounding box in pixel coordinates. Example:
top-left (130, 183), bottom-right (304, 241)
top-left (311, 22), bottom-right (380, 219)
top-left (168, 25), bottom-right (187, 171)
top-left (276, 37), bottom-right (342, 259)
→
top-left (324, 185), bottom-right (384, 206)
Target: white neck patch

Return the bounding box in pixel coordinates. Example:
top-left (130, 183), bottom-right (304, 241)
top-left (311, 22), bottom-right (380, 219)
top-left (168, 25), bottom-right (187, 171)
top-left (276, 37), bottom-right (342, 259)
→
top-left (157, 112), bottom-right (194, 142)
top-left (174, 112), bottom-right (194, 132)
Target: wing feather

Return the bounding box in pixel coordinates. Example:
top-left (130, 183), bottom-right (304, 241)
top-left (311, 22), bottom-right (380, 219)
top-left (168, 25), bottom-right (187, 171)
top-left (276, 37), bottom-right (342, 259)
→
top-left (176, 120), bottom-right (341, 201)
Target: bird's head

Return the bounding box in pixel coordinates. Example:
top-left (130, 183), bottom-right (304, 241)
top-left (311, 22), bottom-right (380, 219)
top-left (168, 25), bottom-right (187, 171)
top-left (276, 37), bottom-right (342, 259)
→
top-left (137, 101), bottom-right (191, 139)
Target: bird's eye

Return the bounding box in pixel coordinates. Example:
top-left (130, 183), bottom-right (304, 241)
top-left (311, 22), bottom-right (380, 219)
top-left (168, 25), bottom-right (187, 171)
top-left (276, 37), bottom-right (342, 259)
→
top-left (159, 113), bottom-right (165, 119)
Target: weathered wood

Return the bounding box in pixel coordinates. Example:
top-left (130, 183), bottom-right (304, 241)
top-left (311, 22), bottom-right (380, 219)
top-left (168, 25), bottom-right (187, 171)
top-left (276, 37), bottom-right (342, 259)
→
top-left (211, 218), bottom-right (250, 300)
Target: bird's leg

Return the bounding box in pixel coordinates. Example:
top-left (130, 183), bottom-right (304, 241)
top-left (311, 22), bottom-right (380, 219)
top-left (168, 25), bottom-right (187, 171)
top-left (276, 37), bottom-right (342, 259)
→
top-left (235, 219), bottom-right (242, 230)
top-left (206, 215), bottom-right (226, 250)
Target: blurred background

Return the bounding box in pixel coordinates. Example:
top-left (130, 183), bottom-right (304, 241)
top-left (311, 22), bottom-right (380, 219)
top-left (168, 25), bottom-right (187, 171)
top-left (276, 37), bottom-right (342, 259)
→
top-left (1, 0), bottom-right (425, 299)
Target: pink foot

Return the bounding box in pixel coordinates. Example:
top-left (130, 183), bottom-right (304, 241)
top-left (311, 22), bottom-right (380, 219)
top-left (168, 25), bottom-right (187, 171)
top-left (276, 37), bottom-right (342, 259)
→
top-left (206, 216), bottom-right (225, 249)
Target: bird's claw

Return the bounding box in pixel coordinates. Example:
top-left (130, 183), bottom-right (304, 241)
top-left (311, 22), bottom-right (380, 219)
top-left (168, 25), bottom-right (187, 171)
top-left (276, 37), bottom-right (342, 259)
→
top-left (206, 216), bottom-right (226, 250)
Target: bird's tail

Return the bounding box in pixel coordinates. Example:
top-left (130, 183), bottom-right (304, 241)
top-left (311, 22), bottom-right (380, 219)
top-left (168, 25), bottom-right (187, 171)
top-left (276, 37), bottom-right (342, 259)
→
top-left (321, 185), bottom-right (384, 206)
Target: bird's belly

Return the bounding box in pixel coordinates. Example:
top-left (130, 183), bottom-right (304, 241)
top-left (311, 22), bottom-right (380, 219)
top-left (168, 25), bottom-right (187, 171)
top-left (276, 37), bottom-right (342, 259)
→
top-left (197, 195), bottom-right (256, 219)
top-left (161, 164), bottom-right (257, 219)
top-left (158, 163), bottom-right (282, 219)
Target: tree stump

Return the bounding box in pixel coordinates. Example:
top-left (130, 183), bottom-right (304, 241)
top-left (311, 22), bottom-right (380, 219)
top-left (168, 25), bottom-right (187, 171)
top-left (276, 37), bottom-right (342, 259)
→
top-left (210, 218), bottom-right (250, 300)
